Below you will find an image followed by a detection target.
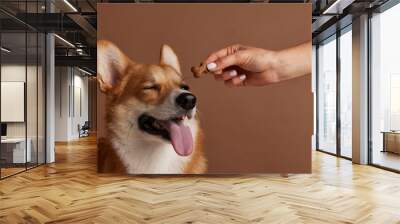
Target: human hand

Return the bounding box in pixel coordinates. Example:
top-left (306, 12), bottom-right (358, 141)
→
top-left (203, 42), bottom-right (311, 87)
top-left (204, 44), bottom-right (280, 87)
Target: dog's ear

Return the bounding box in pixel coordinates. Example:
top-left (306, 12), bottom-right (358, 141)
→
top-left (97, 40), bottom-right (132, 92)
top-left (160, 44), bottom-right (181, 75)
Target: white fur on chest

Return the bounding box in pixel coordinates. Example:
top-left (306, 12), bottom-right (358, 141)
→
top-left (115, 140), bottom-right (192, 174)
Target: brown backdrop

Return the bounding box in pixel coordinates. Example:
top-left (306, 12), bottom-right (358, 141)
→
top-left (97, 3), bottom-right (313, 173)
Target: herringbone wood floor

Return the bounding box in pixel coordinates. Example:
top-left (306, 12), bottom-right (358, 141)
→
top-left (1, 135), bottom-right (400, 224)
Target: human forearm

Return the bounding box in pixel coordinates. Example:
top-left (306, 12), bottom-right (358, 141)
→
top-left (274, 41), bottom-right (311, 82)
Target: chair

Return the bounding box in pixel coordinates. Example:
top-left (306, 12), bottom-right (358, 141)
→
top-left (79, 121), bottom-right (90, 138)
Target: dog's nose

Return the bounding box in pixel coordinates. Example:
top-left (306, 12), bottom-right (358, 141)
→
top-left (176, 93), bottom-right (196, 110)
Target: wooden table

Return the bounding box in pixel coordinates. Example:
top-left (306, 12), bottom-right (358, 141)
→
top-left (381, 131), bottom-right (400, 154)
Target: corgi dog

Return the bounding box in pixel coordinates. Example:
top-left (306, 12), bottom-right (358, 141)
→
top-left (96, 40), bottom-right (207, 174)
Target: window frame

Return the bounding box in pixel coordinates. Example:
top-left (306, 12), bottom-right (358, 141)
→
top-left (315, 24), bottom-right (353, 160)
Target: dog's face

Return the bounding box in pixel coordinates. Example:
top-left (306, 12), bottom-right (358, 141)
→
top-left (97, 40), bottom-right (197, 157)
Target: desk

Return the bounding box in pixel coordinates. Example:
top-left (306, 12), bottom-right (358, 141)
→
top-left (1, 138), bottom-right (31, 164)
top-left (382, 131), bottom-right (400, 154)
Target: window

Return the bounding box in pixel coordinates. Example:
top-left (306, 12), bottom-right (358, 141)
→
top-left (0, 1), bottom-right (46, 179)
top-left (317, 35), bottom-right (337, 154)
top-left (339, 27), bottom-right (352, 158)
top-left (316, 26), bottom-right (353, 159)
top-left (390, 74), bottom-right (400, 130)
top-left (370, 3), bottom-right (400, 171)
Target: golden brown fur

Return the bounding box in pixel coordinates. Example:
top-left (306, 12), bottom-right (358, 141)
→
top-left (97, 40), bottom-right (207, 174)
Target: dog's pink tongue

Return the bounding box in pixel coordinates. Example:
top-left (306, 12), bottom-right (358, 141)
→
top-left (166, 121), bottom-right (193, 156)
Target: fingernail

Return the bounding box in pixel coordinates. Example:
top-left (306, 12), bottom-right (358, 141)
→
top-left (207, 62), bottom-right (217, 71)
top-left (239, 75), bottom-right (246, 80)
top-left (229, 70), bottom-right (237, 77)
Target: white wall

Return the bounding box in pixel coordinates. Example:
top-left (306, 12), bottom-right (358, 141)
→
top-left (72, 73), bottom-right (89, 138)
top-left (1, 65), bottom-right (26, 138)
top-left (1, 64), bottom-right (46, 164)
top-left (55, 67), bottom-right (70, 141)
top-left (54, 67), bottom-right (89, 141)
top-left (1, 65), bottom-right (38, 138)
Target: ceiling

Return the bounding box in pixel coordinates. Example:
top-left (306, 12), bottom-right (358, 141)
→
top-left (0, 0), bottom-right (393, 72)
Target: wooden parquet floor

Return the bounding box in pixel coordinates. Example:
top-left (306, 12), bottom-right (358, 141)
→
top-left (1, 135), bottom-right (400, 224)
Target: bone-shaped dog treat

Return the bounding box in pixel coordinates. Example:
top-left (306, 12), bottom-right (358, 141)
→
top-left (191, 63), bottom-right (209, 78)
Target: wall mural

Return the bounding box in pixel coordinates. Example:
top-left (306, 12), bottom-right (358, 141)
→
top-left (97, 3), bottom-right (312, 174)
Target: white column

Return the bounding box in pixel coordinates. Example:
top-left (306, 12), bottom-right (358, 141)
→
top-left (352, 14), bottom-right (369, 164)
top-left (46, 32), bottom-right (55, 163)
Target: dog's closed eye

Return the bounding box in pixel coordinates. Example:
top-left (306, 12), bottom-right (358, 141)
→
top-left (143, 84), bottom-right (161, 91)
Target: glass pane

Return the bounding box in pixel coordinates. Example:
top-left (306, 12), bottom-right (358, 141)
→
top-left (371, 4), bottom-right (400, 171)
top-left (1, 31), bottom-right (27, 177)
top-left (340, 28), bottom-right (352, 158)
top-left (38, 33), bottom-right (45, 165)
top-left (0, 1), bottom-right (46, 178)
top-left (318, 36), bottom-right (337, 154)
top-left (312, 46), bottom-right (317, 150)
top-left (27, 31), bottom-right (38, 169)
